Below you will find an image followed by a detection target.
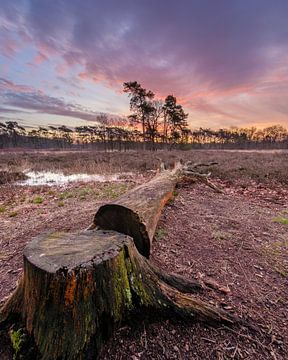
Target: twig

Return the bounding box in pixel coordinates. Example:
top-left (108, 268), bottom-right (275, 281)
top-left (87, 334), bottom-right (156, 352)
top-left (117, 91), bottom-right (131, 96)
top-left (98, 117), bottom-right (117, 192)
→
top-left (201, 337), bottom-right (216, 344)
top-left (181, 161), bottom-right (223, 193)
top-left (156, 157), bottom-right (166, 171)
top-left (186, 161), bottom-right (219, 168)
top-left (222, 326), bottom-right (270, 352)
top-left (182, 170), bottom-right (223, 193)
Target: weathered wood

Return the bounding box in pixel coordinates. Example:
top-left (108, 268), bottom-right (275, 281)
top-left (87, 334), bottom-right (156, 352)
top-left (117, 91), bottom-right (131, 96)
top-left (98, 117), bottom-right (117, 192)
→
top-left (93, 162), bottom-right (222, 258)
top-left (0, 163), bottom-right (234, 359)
top-left (1, 229), bottom-right (237, 360)
top-left (94, 166), bottom-right (181, 257)
top-left (2, 230), bottom-right (133, 359)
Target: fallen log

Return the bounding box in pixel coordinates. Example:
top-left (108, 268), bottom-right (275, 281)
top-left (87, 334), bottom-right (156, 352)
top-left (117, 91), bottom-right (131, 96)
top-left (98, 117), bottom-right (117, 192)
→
top-left (93, 164), bottom-right (181, 257)
top-left (0, 161), bottom-right (236, 359)
top-left (93, 161), bottom-right (222, 258)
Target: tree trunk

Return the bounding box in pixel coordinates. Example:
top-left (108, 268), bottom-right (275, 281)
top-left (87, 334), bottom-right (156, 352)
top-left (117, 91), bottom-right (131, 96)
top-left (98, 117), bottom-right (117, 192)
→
top-left (93, 165), bottom-right (180, 257)
top-left (1, 229), bottom-right (237, 360)
top-left (1, 164), bottom-right (242, 359)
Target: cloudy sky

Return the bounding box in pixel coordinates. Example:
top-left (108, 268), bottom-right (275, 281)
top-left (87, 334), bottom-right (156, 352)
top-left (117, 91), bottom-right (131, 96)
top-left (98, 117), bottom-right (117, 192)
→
top-left (0, 0), bottom-right (288, 129)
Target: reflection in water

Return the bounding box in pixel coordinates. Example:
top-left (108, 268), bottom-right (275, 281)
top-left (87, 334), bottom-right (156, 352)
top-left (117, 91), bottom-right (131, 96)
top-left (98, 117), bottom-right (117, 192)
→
top-left (17, 171), bottom-right (132, 186)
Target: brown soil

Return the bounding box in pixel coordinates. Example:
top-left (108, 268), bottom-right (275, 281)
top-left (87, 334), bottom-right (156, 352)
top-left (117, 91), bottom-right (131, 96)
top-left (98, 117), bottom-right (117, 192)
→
top-left (99, 180), bottom-right (288, 360)
top-left (0, 150), bottom-right (288, 359)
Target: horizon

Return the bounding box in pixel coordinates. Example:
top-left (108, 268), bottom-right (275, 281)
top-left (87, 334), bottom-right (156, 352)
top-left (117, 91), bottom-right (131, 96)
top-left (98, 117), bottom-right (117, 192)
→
top-left (1, 1), bottom-right (288, 130)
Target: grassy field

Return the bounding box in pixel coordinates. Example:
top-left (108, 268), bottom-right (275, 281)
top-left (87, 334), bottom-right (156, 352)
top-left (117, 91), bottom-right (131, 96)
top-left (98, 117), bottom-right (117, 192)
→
top-left (1, 149), bottom-right (288, 184)
top-left (0, 149), bottom-right (287, 360)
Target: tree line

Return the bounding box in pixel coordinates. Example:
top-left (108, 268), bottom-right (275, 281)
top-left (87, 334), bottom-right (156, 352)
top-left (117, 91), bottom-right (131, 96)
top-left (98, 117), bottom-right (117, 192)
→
top-left (0, 81), bottom-right (287, 150)
top-left (1, 120), bottom-right (287, 151)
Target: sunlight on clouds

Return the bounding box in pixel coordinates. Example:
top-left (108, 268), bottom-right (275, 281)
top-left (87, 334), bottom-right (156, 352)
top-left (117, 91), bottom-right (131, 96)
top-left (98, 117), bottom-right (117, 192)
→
top-left (1, 0), bottom-right (288, 129)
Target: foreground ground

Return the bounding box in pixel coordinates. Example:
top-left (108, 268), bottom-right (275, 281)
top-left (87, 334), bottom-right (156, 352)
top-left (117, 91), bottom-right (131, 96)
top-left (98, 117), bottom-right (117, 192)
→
top-left (0, 150), bottom-right (287, 359)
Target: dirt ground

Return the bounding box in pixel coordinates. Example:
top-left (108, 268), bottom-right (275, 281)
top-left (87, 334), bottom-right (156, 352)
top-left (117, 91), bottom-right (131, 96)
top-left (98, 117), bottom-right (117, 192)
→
top-left (0, 150), bottom-right (287, 359)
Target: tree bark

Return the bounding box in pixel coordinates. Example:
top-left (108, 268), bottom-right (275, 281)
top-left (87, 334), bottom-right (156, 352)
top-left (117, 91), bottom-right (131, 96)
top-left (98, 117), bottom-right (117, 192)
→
top-left (1, 163), bottom-right (238, 359)
top-left (93, 165), bottom-right (181, 257)
top-left (1, 229), bottom-right (237, 360)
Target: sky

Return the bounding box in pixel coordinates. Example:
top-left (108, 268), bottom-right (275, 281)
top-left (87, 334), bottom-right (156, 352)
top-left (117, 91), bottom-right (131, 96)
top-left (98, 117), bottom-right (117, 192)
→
top-left (0, 0), bottom-right (288, 130)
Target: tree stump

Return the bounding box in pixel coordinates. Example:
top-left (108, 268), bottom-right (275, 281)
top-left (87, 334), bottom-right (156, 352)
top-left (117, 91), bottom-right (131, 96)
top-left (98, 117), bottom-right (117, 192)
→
top-left (1, 163), bottom-right (241, 359)
top-left (1, 229), bottom-right (237, 360)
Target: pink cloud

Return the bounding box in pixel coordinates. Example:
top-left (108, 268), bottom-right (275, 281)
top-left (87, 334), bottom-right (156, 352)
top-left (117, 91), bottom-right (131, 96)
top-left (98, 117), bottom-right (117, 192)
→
top-left (2, 0), bottom-right (288, 129)
top-left (1, 38), bottom-right (19, 57)
top-left (55, 63), bottom-right (70, 75)
top-left (0, 78), bottom-right (34, 93)
top-left (33, 51), bottom-right (48, 65)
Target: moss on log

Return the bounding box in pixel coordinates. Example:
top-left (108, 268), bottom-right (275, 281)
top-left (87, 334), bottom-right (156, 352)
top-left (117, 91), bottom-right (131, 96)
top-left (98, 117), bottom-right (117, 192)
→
top-left (1, 229), bottom-right (237, 360)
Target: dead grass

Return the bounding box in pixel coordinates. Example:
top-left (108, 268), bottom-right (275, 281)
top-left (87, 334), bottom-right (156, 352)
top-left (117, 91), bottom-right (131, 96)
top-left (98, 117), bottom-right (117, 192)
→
top-left (0, 171), bottom-right (27, 185)
top-left (0, 150), bottom-right (287, 186)
top-left (0, 149), bottom-right (287, 360)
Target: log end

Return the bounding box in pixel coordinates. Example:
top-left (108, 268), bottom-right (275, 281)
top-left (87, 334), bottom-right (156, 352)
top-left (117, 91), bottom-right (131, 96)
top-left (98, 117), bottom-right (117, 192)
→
top-left (94, 204), bottom-right (151, 258)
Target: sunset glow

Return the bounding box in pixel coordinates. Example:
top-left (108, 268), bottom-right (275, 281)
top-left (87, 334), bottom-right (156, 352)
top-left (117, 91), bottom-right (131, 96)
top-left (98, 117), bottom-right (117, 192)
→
top-left (1, 0), bottom-right (288, 129)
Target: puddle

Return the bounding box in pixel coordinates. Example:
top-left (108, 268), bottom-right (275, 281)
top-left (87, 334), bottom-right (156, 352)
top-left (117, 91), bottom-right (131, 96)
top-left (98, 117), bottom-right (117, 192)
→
top-left (17, 171), bottom-right (133, 186)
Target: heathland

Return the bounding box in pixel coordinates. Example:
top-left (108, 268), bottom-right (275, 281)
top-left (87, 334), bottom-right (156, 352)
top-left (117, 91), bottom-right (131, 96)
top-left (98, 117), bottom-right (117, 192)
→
top-left (0, 149), bottom-right (287, 359)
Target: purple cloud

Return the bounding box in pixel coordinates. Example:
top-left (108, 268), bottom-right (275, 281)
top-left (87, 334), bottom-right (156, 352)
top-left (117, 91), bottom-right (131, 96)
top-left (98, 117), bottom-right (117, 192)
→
top-left (1, 0), bottom-right (288, 127)
top-left (20, 1), bottom-right (287, 90)
top-left (0, 78), bottom-right (126, 125)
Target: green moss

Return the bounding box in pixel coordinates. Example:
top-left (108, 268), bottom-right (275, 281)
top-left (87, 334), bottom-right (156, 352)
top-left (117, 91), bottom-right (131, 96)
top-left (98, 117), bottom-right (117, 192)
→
top-left (125, 288), bottom-right (132, 302)
top-left (275, 266), bottom-right (288, 278)
top-left (172, 190), bottom-right (179, 197)
top-left (111, 250), bottom-right (133, 319)
top-left (59, 190), bottom-right (74, 200)
top-left (0, 205), bottom-right (6, 213)
top-left (101, 183), bottom-right (128, 199)
top-left (33, 196), bottom-right (44, 204)
top-left (78, 188), bottom-right (93, 199)
top-left (58, 201), bottom-right (65, 207)
top-left (110, 248), bottom-right (153, 320)
top-left (154, 227), bottom-right (167, 241)
top-left (125, 257), bottom-right (151, 306)
top-left (273, 216), bottom-right (288, 225)
top-left (10, 329), bottom-right (24, 358)
top-left (166, 190), bottom-right (179, 206)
